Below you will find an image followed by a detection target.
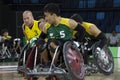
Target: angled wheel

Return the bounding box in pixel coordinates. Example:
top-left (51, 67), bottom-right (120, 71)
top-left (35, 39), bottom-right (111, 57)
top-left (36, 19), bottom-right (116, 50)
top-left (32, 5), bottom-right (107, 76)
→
top-left (27, 76), bottom-right (38, 80)
top-left (93, 43), bottom-right (114, 75)
top-left (17, 44), bottom-right (29, 73)
top-left (6, 49), bottom-right (11, 58)
top-left (45, 75), bottom-right (58, 80)
top-left (63, 41), bottom-right (85, 80)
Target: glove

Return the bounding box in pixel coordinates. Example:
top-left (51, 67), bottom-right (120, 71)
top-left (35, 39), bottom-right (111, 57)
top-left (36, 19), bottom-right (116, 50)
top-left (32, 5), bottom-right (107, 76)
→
top-left (35, 38), bottom-right (45, 47)
top-left (71, 42), bottom-right (78, 50)
top-left (29, 38), bottom-right (37, 47)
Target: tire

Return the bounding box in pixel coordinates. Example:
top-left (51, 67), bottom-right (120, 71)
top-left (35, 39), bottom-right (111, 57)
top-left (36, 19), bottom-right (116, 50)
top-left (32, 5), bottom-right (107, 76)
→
top-left (92, 44), bottom-right (114, 75)
top-left (27, 76), bottom-right (38, 80)
top-left (46, 75), bottom-right (58, 80)
top-left (17, 44), bottom-right (29, 74)
top-left (18, 44), bottom-right (29, 66)
top-left (0, 46), bottom-right (3, 57)
top-left (63, 41), bottom-right (85, 80)
top-left (6, 49), bottom-right (11, 58)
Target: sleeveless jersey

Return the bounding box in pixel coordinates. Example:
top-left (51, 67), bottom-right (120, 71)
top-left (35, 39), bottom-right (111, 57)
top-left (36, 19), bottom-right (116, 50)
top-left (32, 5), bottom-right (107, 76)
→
top-left (2, 36), bottom-right (11, 40)
top-left (82, 22), bottom-right (95, 35)
top-left (24, 20), bottom-right (41, 40)
top-left (45, 18), bottom-right (73, 40)
top-left (73, 21), bottom-right (96, 40)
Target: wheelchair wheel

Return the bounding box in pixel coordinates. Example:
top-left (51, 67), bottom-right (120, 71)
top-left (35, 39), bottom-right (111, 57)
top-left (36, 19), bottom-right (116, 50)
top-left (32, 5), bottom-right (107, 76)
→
top-left (27, 76), bottom-right (38, 80)
top-left (17, 44), bottom-right (29, 72)
top-left (93, 44), bottom-right (114, 75)
top-left (0, 46), bottom-right (11, 59)
top-left (5, 48), bottom-right (11, 58)
top-left (45, 75), bottom-right (58, 80)
top-left (63, 41), bottom-right (85, 80)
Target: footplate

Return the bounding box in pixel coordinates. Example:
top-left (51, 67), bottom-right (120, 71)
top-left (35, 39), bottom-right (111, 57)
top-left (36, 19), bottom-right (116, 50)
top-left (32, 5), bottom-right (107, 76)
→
top-left (26, 68), bottom-right (67, 76)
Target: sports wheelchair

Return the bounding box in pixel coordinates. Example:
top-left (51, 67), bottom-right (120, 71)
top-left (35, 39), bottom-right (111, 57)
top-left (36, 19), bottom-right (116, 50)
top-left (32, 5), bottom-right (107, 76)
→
top-left (78, 39), bottom-right (114, 76)
top-left (17, 38), bottom-right (85, 80)
top-left (0, 38), bottom-right (21, 59)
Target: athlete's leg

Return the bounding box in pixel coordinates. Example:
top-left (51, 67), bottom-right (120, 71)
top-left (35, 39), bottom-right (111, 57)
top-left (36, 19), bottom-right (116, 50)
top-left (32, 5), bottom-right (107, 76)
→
top-left (40, 48), bottom-right (49, 65)
top-left (49, 42), bottom-right (60, 65)
top-left (26, 47), bottom-right (36, 69)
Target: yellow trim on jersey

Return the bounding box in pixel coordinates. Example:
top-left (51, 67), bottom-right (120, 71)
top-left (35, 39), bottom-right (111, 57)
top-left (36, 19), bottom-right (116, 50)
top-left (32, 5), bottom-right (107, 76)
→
top-left (73, 31), bottom-right (77, 36)
top-left (24, 20), bottom-right (41, 40)
top-left (82, 22), bottom-right (94, 35)
top-left (45, 23), bottom-right (51, 31)
top-left (59, 18), bottom-right (70, 27)
top-left (2, 36), bottom-right (11, 40)
top-left (45, 18), bottom-right (70, 30)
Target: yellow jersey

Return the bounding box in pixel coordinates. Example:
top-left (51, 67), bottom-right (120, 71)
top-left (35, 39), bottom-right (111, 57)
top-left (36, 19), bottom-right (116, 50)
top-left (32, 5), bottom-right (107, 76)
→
top-left (82, 22), bottom-right (95, 35)
top-left (24, 20), bottom-right (41, 40)
top-left (2, 36), bottom-right (11, 40)
top-left (73, 21), bottom-right (95, 39)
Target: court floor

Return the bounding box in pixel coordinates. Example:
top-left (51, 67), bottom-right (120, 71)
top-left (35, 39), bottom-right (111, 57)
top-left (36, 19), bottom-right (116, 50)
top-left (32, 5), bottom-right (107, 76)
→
top-left (0, 58), bottom-right (120, 80)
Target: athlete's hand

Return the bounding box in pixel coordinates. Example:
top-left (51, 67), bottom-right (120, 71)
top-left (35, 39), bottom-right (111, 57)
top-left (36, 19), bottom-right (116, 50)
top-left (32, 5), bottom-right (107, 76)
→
top-left (29, 38), bottom-right (37, 47)
top-left (35, 38), bottom-right (45, 47)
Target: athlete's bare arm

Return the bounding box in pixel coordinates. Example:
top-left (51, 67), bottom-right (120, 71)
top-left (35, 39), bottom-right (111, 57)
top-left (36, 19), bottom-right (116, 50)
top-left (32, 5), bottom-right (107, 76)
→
top-left (22, 24), bottom-right (25, 35)
top-left (39, 22), bottom-right (46, 32)
top-left (89, 25), bottom-right (101, 37)
top-left (69, 19), bottom-right (78, 30)
top-left (22, 24), bottom-right (28, 39)
top-left (39, 22), bottom-right (48, 34)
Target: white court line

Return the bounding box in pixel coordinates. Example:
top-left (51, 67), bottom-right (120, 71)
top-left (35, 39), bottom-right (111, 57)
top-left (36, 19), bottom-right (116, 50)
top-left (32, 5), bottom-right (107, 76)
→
top-left (0, 70), bottom-right (17, 74)
top-left (117, 47), bottom-right (120, 69)
top-left (0, 65), bottom-right (17, 69)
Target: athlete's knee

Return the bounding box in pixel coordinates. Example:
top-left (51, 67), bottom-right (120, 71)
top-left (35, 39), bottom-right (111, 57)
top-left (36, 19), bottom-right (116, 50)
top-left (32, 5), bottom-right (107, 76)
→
top-left (48, 43), bottom-right (58, 53)
top-left (36, 38), bottom-right (47, 52)
top-left (47, 39), bottom-right (60, 53)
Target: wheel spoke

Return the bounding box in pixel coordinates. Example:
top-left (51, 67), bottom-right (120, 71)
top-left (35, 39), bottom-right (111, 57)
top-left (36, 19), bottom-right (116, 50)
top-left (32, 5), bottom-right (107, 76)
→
top-left (64, 41), bottom-right (85, 80)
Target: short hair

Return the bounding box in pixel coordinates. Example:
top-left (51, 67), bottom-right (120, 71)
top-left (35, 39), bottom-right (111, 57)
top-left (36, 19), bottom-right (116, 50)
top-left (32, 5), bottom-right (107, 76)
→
top-left (70, 14), bottom-right (83, 24)
top-left (23, 10), bottom-right (33, 16)
top-left (43, 3), bottom-right (60, 16)
top-left (36, 16), bottom-right (44, 20)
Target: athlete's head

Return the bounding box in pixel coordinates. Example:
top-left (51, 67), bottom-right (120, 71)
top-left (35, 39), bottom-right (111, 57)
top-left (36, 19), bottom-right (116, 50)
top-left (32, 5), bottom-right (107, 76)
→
top-left (23, 10), bottom-right (34, 26)
top-left (70, 14), bottom-right (83, 24)
top-left (1, 28), bottom-right (9, 36)
top-left (37, 16), bottom-right (45, 22)
top-left (43, 3), bottom-right (60, 24)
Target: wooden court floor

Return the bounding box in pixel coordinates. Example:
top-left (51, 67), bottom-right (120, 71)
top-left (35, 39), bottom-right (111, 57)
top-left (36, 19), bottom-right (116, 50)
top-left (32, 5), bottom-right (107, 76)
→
top-left (0, 59), bottom-right (120, 80)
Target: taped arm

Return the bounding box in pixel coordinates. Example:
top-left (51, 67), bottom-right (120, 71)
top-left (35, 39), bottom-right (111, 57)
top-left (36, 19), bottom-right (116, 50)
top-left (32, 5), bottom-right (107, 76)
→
top-left (69, 19), bottom-right (86, 43)
top-left (89, 24), bottom-right (107, 48)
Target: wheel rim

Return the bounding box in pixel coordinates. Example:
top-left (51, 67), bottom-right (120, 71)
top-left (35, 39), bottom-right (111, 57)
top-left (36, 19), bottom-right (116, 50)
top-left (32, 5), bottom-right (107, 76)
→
top-left (95, 47), bottom-right (114, 72)
top-left (64, 41), bottom-right (84, 79)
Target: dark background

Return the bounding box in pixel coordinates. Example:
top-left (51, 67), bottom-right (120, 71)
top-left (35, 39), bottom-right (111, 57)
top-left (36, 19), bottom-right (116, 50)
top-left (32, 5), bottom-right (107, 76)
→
top-left (0, 0), bottom-right (120, 39)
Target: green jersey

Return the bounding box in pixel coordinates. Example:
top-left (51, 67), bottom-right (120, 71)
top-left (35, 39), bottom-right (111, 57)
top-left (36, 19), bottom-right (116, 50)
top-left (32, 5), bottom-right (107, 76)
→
top-left (45, 18), bottom-right (73, 40)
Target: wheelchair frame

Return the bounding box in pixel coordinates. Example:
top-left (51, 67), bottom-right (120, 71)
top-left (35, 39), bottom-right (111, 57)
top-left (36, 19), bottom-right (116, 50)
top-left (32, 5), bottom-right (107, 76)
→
top-left (17, 41), bottom-right (85, 80)
top-left (79, 41), bottom-right (114, 76)
top-left (0, 38), bottom-right (21, 59)
top-left (0, 42), bottom-right (11, 59)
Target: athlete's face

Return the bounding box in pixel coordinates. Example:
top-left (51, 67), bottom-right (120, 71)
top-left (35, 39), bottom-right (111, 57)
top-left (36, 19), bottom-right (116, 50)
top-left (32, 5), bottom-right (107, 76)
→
top-left (3, 32), bottom-right (8, 37)
top-left (44, 12), bottom-right (55, 24)
top-left (23, 13), bottom-right (34, 26)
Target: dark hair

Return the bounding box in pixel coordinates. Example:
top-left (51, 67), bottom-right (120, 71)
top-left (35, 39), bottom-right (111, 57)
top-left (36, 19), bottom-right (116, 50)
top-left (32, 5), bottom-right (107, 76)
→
top-left (43, 3), bottom-right (60, 16)
top-left (36, 16), bottom-right (44, 20)
top-left (1, 28), bottom-right (8, 35)
top-left (70, 14), bottom-right (83, 24)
